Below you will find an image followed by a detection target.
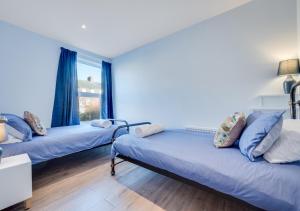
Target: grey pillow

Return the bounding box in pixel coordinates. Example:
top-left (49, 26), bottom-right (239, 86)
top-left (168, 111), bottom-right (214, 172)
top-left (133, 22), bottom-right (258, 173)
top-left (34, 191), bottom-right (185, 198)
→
top-left (252, 117), bottom-right (283, 157)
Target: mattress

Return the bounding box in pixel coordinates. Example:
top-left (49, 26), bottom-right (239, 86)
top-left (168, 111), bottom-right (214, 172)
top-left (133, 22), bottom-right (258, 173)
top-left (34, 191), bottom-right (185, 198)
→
top-left (1, 124), bottom-right (126, 164)
top-left (112, 129), bottom-right (300, 211)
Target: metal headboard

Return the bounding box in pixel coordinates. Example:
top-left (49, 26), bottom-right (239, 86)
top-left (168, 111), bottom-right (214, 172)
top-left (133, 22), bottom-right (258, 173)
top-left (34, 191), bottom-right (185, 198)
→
top-left (290, 81), bottom-right (300, 119)
top-left (106, 119), bottom-right (129, 131)
top-left (111, 122), bottom-right (151, 143)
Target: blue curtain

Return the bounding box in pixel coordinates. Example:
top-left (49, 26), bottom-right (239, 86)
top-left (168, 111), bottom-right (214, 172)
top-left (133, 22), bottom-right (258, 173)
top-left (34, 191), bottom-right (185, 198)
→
top-left (101, 61), bottom-right (114, 119)
top-left (51, 47), bottom-right (80, 127)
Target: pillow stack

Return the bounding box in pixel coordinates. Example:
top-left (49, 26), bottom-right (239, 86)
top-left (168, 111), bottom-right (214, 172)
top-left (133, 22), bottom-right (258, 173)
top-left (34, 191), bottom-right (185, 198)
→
top-left (2, 113), bottom-right (33, 142)
top-left (215, 111), bottom-right (286, 163)
top-left (238, 111), bottom-right (284, 161)
top-left (0, 111), bottom-right (47, 145)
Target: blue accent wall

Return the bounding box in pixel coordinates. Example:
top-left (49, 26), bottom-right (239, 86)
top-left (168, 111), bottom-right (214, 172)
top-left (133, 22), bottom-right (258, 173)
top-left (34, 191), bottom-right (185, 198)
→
top-left (0, 21), bottom-right (110, 127)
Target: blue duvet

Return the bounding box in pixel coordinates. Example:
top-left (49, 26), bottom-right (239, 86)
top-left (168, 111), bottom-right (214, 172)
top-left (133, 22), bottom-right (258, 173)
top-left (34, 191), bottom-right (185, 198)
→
top-left (112, 129), bottom-right (300, 211)
top-left (1, 124), bottom-right (125, 164)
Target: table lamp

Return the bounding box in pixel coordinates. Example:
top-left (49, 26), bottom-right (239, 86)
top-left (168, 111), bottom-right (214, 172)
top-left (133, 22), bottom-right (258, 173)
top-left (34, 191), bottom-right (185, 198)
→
top-left (277, 59), bottom-right (300, 94)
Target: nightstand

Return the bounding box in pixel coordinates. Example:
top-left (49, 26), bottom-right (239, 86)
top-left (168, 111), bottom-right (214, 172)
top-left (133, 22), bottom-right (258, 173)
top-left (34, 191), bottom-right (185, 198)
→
top-left (0, 154), bottom-right (32, 210)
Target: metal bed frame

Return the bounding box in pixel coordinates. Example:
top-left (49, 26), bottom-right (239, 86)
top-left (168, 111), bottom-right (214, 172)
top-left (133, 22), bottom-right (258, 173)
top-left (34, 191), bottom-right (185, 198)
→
top-left (75, 118), bottom-right (130, 154)
top-left (107, 119), bottom-right (129, 129)
top-left (110, 122), bottom-right (151, 175)
top-left (33, 119), bottom-right (129, 166)
top-left (290, 81), bottom-right (300, 119)
top-left (109, 122), bottom-right (259, 209)
top-left (77, 118), bottom-right (130, 152)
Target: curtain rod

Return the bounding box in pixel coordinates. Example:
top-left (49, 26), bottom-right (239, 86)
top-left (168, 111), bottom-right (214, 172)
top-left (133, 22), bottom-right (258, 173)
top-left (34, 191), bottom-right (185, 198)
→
top-left (77, 52), bottom-right (111, 63)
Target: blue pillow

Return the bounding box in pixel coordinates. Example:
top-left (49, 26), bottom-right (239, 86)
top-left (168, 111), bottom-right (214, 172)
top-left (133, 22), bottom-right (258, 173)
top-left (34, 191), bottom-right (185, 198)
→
top-left (239, 111), bottom-right (284, 161)
top-left (1, 113), bottom-right (32, 142)
top-left (233, 111), bottom-right (263, 147)
top-left (245, 111), bottom-right (263, 126)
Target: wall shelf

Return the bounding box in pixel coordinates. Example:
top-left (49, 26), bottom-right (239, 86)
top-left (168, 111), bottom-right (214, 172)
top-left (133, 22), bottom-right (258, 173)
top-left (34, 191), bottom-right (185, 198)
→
top-left (251, 94), bottom-right (292, 118)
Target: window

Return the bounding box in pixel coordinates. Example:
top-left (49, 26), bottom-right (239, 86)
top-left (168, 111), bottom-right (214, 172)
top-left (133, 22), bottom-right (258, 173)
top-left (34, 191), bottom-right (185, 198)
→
top-left (77, 61), bottom-right (102, 121)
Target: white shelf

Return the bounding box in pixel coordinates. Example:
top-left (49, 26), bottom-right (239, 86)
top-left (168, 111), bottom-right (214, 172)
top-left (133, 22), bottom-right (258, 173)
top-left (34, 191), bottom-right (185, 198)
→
top-left (258, 94), bottom-right (289, 97)
top-left (251, 107), bottom-right (288, 111)
top-left (258, 93), bottom-right (300, 97)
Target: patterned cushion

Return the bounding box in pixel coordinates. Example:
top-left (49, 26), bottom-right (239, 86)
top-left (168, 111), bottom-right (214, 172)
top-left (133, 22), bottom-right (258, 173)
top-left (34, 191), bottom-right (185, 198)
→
top-left (214, 112), bottom-right (246, 148)
top-left (24, 111), bottom-right (47, 136)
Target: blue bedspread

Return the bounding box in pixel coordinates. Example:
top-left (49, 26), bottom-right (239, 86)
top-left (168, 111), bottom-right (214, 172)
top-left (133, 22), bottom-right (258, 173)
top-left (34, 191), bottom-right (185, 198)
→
top-left (1, 124), bottom-right (126, 164)
top-left (112, 129), bottom-right (300, 211)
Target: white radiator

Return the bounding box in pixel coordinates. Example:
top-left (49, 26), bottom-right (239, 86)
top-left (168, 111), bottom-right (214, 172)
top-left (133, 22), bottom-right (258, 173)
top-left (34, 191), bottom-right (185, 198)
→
top-left (184, 126), bottom-right (217, 134)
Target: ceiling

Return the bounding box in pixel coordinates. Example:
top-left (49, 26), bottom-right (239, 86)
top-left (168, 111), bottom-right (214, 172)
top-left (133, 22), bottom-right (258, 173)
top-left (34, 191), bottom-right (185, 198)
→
top-left (0, 0), bottom-right (251, 58)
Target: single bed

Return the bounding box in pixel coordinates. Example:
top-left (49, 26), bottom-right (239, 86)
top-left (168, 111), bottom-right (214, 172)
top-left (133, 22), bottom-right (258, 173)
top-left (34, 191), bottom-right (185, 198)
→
top-left (1, 121), bottom-right (128, 164)
top-left (111, 125), bottom-right (300, 211)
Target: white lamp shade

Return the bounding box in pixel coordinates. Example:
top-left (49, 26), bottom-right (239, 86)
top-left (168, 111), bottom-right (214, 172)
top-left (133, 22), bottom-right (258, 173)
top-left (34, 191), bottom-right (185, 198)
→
top-left (0, 124), bottom-right (8, 143)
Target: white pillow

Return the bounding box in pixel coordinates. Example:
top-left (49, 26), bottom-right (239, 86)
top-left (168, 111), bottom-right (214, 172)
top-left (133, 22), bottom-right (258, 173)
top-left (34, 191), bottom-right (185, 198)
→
top-left (5, 124), bottom-right (25, 140)
top-left (134, 124), bottom-right (164, 138)
top-left (264, 119), bottom-right (300, 163)
top-left (1, 135), bottom-right (22, 144)
top-left (252, 118), bottom-right (283, 157)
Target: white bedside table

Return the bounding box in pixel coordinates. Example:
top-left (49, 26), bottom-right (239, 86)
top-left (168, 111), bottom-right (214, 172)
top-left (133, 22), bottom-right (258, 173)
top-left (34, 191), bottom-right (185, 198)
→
top-left (0, 154), bottom-right (32, 210)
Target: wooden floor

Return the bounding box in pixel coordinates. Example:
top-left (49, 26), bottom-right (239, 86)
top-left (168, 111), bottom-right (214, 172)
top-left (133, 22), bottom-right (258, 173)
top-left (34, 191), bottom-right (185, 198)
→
top-left (6, 146), bottom-right (259, 211)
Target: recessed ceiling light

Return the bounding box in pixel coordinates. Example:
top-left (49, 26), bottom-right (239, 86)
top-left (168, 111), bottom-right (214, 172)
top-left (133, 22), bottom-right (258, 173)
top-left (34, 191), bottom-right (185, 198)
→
top-left (81, 24), bottom-right (86, 29)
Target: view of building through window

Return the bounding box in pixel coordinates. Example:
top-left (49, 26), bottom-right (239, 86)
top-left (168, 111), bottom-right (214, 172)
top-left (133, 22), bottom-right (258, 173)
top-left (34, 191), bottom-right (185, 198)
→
top-left (77, 62), bottom-right (102, 121)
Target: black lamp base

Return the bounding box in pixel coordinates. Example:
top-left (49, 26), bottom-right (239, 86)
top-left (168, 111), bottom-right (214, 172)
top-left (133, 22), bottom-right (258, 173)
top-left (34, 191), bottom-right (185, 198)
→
top-left (283, 75), bottom-right (296, 94)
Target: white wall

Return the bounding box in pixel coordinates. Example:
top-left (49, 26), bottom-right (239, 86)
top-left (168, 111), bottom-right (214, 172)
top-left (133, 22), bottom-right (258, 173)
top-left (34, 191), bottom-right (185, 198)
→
top-left (0, 21), bottom-right (110, 127)
top-left (113, 0), bottom-right (298, 128)
top-left (298, 0), bottom-right (300, 56)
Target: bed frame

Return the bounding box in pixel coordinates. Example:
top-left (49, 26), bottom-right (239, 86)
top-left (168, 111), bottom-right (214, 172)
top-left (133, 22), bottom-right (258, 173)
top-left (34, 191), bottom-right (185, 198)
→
top-left (57, 118), bottom-right (131, 154)
top-left (76, 119), bottom-right (131, 155)
top-left (110, 122), bottom-right (151, 175)
top-left (66, 118), bottom-right (131, 155)
top-left (32, 119), bottom-right (130, 166)
top-left (108, 119), bottom-right (130, 131)
top-left (110, 122), bottom-right (260, 210)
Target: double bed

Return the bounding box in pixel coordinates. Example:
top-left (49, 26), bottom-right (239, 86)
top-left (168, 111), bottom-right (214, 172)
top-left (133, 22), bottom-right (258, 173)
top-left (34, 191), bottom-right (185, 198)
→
top-left (111, 126), bottom-right (300, 211)
top-left (1, 121), bottom-right (128, 164)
